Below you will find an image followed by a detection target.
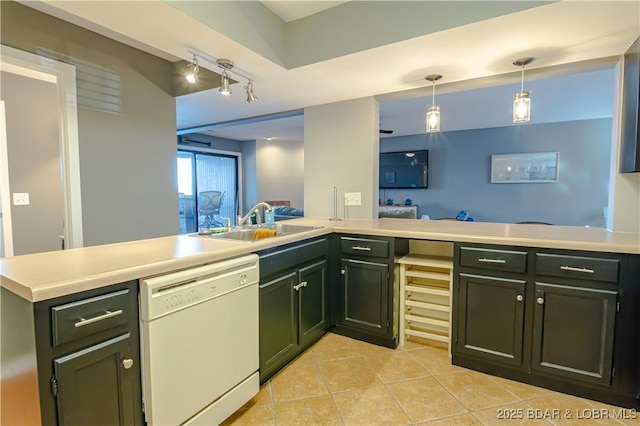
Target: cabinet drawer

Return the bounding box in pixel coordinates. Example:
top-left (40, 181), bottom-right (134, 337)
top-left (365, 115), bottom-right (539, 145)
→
top-left (459, 247), bottom-right (527, 273)
top-left (341, 237), bottom-right (389, 258)
top-left (535, 253), bottom-right (620, 283)
top-left (51, 289), bottom-right (130, 347)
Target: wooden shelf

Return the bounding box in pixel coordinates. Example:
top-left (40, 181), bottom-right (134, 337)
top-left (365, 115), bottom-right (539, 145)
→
top-left (399, 254), bottom-right (453, 349)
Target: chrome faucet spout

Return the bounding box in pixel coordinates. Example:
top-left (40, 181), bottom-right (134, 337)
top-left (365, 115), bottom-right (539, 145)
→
top-left (236, 202), bottom-right (273, 227)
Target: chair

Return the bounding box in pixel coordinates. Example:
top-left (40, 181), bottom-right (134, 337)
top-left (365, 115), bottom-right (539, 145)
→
top-left (198, 190), bottom-right (224, 228)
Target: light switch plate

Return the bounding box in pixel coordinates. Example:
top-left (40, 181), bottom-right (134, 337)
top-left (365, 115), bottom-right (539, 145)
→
top-left (13, 193), bottom-right (30, 206)
top-left (344, 192), bottom-right (362, 206)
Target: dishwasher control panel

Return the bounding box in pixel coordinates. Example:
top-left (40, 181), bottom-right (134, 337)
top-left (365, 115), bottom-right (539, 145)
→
top-left (139, 254), bottom-right (259, 320)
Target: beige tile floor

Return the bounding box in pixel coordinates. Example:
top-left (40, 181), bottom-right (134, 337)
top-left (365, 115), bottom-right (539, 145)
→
top-left (223, 333), bottom-right (638, 426)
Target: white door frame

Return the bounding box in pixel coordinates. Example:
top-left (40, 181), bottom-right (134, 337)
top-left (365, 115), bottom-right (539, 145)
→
top-left (0, 45), bottom-right (83, 253)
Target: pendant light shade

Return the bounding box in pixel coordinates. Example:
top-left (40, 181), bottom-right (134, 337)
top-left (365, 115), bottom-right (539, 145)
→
top-left (425, 74), bottom-right (443, 133)
top-left (512, 57), bottom-right (535, 123)
top-left (513, 91), bottom-right (531, 122)
top-left (426, 105), bottom-right (440, 132)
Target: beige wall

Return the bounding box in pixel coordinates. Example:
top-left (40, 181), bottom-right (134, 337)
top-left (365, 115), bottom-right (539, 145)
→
top-left (304, 97), bottom-right (379, 219)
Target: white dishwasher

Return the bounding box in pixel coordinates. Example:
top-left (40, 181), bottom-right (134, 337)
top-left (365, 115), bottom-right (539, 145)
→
top-left (139, 254), bottom-right (259, 426)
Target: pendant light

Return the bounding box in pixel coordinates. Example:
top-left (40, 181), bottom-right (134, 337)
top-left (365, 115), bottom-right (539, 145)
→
top-left (185, 54), bottom-right (199, 84)
top-left (425, 74), bottom-right (443, 132)
top-left (512, 57), bottom-right (535, 123)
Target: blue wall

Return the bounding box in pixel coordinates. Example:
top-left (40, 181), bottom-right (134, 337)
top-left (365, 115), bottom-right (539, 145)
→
top-left (379, 118), bottom-right (612, 227)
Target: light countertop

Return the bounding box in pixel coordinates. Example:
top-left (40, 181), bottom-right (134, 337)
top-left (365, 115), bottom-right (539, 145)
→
top-left (1, 218), bottom-right (638, 302)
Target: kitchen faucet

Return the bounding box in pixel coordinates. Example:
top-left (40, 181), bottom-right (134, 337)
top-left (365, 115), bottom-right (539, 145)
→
top-left (237, 202), bottom-right (273, 227)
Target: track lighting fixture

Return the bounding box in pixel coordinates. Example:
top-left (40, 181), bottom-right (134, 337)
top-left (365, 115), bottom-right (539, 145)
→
top-left (245, 81), bottom-right (258, 103)
top-left (184, 50), bottom-right (258, 102)
top-left (219, 69), bottom-right (232, 95)
top-left (513, 57), bottom-right (535, 123)
top-left (425, 74), bottom-right (443, 133)
top-left (185, 54), bottom-right (199, 84)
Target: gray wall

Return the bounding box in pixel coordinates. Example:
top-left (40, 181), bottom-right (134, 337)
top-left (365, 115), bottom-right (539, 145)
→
top-left (256, 139), bottom-right (304, 208)
top-left (2, 1), bottom-right (179, 246)
top-left (380, 119), bottom-right (612, 227)
top-left (305, 97), bottom-right (379, 219)
top-left (1, 72), bottom-right (64, 255)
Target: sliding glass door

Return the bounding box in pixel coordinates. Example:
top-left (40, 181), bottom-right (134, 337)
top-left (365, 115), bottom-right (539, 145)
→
top-left (177, 150), bottom-right (239, 233)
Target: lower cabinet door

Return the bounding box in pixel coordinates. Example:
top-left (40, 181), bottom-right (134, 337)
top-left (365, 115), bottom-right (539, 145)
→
top-left (531, 282), bottom-right (617, 386)
top-left (298, 260), bottom-right (327, 347)
top-left (340, 258), bottom-right (389, 336)
top-left (54, 333), bottom-right (136, 426)
top-left (259, 271), bottom-right (297, 378)
top-left (456, 273), bottom-right (526, 366)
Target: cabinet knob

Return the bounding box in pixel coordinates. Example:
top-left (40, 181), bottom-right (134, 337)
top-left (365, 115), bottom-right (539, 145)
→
top-left (340, 269), bottom-right (346, 275)
top-left (537, 297), bottom-right (545, 305)
top-left (122, 358), bottom-right (134, 369)
top-left (516, 295), bottom-right (523, 302)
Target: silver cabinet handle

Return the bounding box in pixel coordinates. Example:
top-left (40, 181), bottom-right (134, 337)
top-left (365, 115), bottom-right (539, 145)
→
top-left (352, 246), bottom-right (372, 251)
top-left (537, 297), bottom-right (545, 305)
top-left (560, 265), bottom-right (595, 274)
top-left (75, 309), bottom-right (123, 328)
top-left (122, 358), bottom-right (134, 369)
top-left (293, 281), bottom-right (308, 291)
top-left (478, 258), bottom-right (506, 264)
top-left (516, 295), bottom-right (524, 302)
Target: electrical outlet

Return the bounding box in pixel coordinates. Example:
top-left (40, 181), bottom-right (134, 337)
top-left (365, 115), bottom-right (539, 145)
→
top-left (344, 192), bottom-right (362, 206)
top-left (13, 193), bottom-right (30, 206)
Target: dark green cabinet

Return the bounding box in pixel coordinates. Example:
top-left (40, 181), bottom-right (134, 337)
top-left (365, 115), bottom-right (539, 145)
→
top-left (37, 282), bottom-right (143, 426)
top-left (53, 333), bottom-right (137, 426)
top-left (258, 237), bottom-right (328, 382)
top-left (340, 258), bottom-right (389, 336)
top-left (531, 282), bottom-right (617, 386)
top-left (0, 281), bottom-right (146, 426)
top-left (456, 273), bottom-right (525, 367)
top-left (333, 234), bottom-right (408, 348)
top-left (299, 261), bottom-right (327, 346)
top-left (452, 243), bottom-right (640, 409)
top-left (259, 271), bottom-right (298, 380)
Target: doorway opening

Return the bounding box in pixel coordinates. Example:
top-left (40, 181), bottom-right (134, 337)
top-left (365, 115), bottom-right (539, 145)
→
top-left (177, 149), bottom-right (240, 233)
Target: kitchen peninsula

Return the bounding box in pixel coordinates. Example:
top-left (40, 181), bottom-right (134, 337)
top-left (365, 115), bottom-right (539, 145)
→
top-left (2, 218), bottom-right (639, 425)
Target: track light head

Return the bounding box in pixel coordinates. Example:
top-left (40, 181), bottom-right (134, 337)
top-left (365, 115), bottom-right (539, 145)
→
top-left (219, 70), bottom-right (232, 95)
top-left (185, 55), bottom-right (199, 84)
top-left (245, 81), bottom-right (258, 103)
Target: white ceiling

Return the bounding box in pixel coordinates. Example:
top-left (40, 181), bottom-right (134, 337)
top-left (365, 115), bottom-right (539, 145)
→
top-left (260, 1), bottom-right (349, 23)
top-left (24, 1), bottom-right (640, 142)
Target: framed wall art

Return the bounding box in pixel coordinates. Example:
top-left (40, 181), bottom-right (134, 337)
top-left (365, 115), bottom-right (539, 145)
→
top-left (491, 152), bottom-right (559, 183)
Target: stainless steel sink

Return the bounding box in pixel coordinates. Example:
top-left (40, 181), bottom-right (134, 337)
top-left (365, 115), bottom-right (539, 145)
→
top-left (193, 224), bottom-right (321, 242)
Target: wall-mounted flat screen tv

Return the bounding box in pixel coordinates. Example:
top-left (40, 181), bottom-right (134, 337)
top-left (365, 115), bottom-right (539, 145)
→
top-left (379, 150), bottom-right (428, 189)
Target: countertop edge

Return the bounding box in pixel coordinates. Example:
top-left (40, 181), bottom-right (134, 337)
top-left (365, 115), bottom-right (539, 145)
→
top-left (2, 220), bottom-right (638, 302)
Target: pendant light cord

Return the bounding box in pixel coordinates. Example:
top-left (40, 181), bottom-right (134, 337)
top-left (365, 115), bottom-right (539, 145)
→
top-left (520, 64), bottom-right (525, 92)
top-left (432, 80), bottom-right (436, 105)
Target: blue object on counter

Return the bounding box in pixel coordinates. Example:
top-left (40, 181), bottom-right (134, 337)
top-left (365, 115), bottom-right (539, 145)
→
top-left (386, 198), bottom-right (394, 205)
top-left (404, 198), bottom-right (412, 206)
top-left (265, 210), bottom-right (275, 225)
top-left (456, 210), bottom-right (469, 221)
